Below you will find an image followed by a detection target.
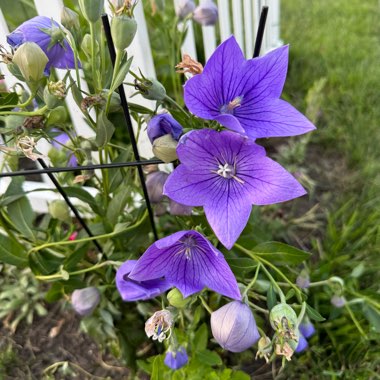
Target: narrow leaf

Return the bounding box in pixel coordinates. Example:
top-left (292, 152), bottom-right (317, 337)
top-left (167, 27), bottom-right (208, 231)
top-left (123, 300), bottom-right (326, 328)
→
top-left (306, 303), bottom-right (326, 321)
top-left (110, 56), bottom-right (133, 93)
top-left (0, 233), bottom-right (28, 267)
top-left (96, 111), bottom-right (115, 148)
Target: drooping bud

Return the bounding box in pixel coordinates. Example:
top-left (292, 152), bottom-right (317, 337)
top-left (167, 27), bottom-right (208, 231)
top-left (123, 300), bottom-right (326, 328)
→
top-left (134, 77), bottom-right (166, 101)
top-left (295, 333), bottom-right (308, 353)
top-left (299, 321), bottom-right (315, 339)
top-left (175, 0), bottom-right (196, 19)
top-left (145, 310), bottom-right (174, 342)
top-left (48, 200), bottom-right (71, 223)
top-left (152, 134), bottom-right (178, 163)
top-left (296, 269), bottom-right (310, 289)
top-left (255, 336), bottom-right (272, 363)
top-left (146, 171), bottom-right (169, 203)
top-left (71, 287), bottom-right (101, 316)
top-left (331, 295), bottom-right (346, 308)
top-left (164, 346), bottom-right (188, 370)
top-left (167, 288), bottom-right (190, 308)
top-left (169, 199), bottom-right (192, 216)
top-left (61, 7), bottom-right (80, 30)
top-left (12, 42), bottom-right (48, 83)
top-left (211, 301), bottom-right (259, 352)
top-left (193, 1), bottom-right (218, 26)
top-left (147, 113), bottom-right (183, 144)
top-left (78, 0), bottom-right (104, 23)
top-left (111, 15), bottom-right (137, 51)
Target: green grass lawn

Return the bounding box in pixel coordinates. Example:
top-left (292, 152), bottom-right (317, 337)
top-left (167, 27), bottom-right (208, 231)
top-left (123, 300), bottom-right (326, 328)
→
top-left (280, 1), bottom-right (380, 378)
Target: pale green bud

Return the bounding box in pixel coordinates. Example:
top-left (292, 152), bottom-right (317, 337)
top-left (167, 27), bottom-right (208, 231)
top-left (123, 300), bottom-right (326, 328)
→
top-left (167, 288), bottom-right (190, 308)
top-left (134, 77), bottom-right (166, 101)
top-left (111, 15), bottom-right (137, 51)
top-left (46, 106), bottom-right (68, 126)
top-left (61, 7), bottom-right (80, 30)
top-left (152, 134), bottom-right (178, 163)
top-left (48, 199), bottom-right (71, 223)
top-left (78, 0), bottom-right (104, 23)
top-left (12, 42), bottom-right (48, 83)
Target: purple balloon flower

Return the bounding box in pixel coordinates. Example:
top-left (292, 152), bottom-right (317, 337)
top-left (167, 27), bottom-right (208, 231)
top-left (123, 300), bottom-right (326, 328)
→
top-left (147, 114), bottom-right (183, 144)
top-left (295, 333), bottom-right (308, 353)
top-left (7, 16), bottom-right (77, 73)
top-left (299, 321), bottom-right (315, 339)
top-left (116, 260), bottom-right (172, 302)
top-left (211, 301), bottom-right (260, 352)
top-left (164, 129), bottom-right (306, 249)
top-left (164, 346), bottom-right (188, 370)
top-left (184, 36), bottom-right (315, 139)
top-left (129, 230), bottom-right (241, 300)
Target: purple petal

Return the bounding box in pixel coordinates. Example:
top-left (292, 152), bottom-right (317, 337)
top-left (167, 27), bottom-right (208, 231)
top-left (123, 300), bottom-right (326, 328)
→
top-left (295, 333), bottom-right (308, 353)
top-left (155, 230), bottom-right (189, 249)
top-left (214, 114), bottom-right (246, 134)
top-left (234, 98), bottom-right (316, 139)
top-left (299, 322), bottom-right (315, 339)
top-left (116, 260), bottom-right (171, 301)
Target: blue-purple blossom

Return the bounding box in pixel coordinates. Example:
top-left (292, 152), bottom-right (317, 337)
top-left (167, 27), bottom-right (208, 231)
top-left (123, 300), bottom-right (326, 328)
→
top-left (175, 0), bottom-right (196, 20)
top-left (7, 16), bottom-right (77, 73)
top-left (210, 301), bottom-right (260, 352)
top-left (116, 260), bottom-right (172, 302)
top-left (129, 230), bottom-right (241, 300)
top-left (164, 129), bottom-right (306, 249)
top-left (147, 114), bottom-right (183, 144)
top-left (51, 131), bottom-right (77, 167)
top-left (184, 36), bottom-right (315, 139)
top-left (331, 295), bottom-right (346, 308)
top-left (164, 346), bottom-right (188, 370)
top-left (71, 287), bottom-right (100, 316)
top-left (299, 321), bottom-right (315, 339)
top-left (295, 333), bottom-right (308, 353)
top-left (193, 1), bottom-right (218, 26)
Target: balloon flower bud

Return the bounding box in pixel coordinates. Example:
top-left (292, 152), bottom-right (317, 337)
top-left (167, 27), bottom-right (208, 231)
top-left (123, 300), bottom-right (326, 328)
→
top-left (48, 199), bottom-right (71, 223)
top-left (169, 200), bottom-right (192, 216)
top-left (12, 42), bottom-right (48, 83)
top-left (111, 15), bottom-right (137, 51)
top-left (296, 270), bottom-right (310, 289)
top-left (147, 114), bottom-right (183, 144)
top-left (152, 134), bottom-right (178, 163)
top-left (331, 295), bottom-right (346, 308)
top-left (78, 0), bottom-right (104, 23)
top-left (164, 346), bottom-right (188, 370)
top-left (71, 287), bottom-right (101, 316)
top-left (193, 1), bottom-right (218, 26)
top-left (167, 288), bottom-right (190, 309)
top-left (295, 333), bottom-right (308, 353)
top-left (145, 310), bottom-right (174, 342)
top-left (299, 321), bottom-right (315, 339)
top-left (146, 171), bottom-right (169, 203)
top-left (61, 7), bottom-right (80, 30)
top-left (175, 0), bottom-right (196, 19)
top-left (134, 77), bottom-right (166, 101)
top-left (211, 301), bottom-right (259, 352)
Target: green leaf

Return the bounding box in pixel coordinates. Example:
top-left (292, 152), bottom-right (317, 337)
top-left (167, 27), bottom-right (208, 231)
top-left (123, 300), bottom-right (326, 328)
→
top-left (285, 288), bottom-right (296, 300)
top-left (108, 150), bottom-right (130, 193)
top-left (128, 102), bottom-right (154, 115)
top-left (195, 349), bottom-right (222, 366)
top-left (0, 233), bottom-right (28, 267)
top-left (29, 250), bottom-right (64, 275)
top-left (267, 284), bottom-right (277, 311)
top-left (151, 355), bottom-right (166, 380)
top-left (110, 56), bottom-right (133, 93)
top-left (193, 323), bottom-right (208, 351)
top-left (226, 257), bottom-right (257, 275)
top-left (252, 241), bottom-right (311, 265)
top-left (7, 197), bottom-right (36, 240)
top-left (106, 190), bottom-right (130, 225)
top-left (306, 303), bottom-right (326, 321)
top-left (363, 305), bottom-right (380, 333)
top-left (62, 186), bottom-right (103, 215)
top-left (0, 92), bottom-right (19, 110)
top-left (96, 111), bottom-right (115, 147)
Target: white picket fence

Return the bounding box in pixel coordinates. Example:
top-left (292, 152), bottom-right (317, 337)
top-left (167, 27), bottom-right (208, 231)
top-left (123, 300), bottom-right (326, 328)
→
top-left (0, 0), bottom-right (282, 213)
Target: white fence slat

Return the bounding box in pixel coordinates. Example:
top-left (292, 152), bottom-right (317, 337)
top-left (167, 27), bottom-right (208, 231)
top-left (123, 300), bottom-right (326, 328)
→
top-left (243, 0), bottom-right (253, 58)
top-left (199, 0), bottom-right (216, 60)
top-left (217, 0), bottom-right (231, 42)
top-left (231, 0), bottom-right (244, 51)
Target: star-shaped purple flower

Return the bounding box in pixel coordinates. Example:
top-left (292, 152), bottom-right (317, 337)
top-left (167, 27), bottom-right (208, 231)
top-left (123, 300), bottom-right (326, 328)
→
top-left (116, 260), bottom-right (172, 302)
top-left (129, 230), bottom-right (241, 300)
top-left (184, 36), bottom-right (315, 139)
top-left (164, 129), bottom-right (306, 249)
top-left (7, 16), bottom-right (77, 73)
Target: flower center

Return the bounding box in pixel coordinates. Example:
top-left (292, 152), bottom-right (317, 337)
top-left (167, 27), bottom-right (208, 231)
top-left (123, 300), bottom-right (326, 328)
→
top-left (220, 96), bottom-right (243, 114)
top-left (217, 163), bottom-right (235, 179)
top-left (180, 236), bottom-right (197, 259)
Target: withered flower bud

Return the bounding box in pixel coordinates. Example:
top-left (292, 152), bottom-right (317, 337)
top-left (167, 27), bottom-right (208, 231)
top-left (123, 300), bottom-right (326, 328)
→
top-left (176, 54), bottom-right (203, 76)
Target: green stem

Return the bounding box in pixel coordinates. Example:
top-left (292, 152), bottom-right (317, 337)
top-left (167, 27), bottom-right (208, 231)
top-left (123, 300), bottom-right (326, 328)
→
top-left (296, 302), bottom-right (307, 327)
top-left (348, 290), bottom-right (380, 310)
top-left (199, 295), bottom-right (213, 314)
top-left (0, 92), bottom-right (36, 110)
top-left (89, 22), bottom-right (100, 92)
top-left (345, 303), bottom-right (367, 338)
top-left (248, 301), bottom-right (269, 315)
top-left (260, 264), bottom-right (287, 304)
top-left (0, 105), bottom-right (48, 116)
top-left (242, 263), bottom-right (261, 297)
top-left (163, 95), bottom-right (189, 118)
top-left (106, 49), bottom-right (123, 114)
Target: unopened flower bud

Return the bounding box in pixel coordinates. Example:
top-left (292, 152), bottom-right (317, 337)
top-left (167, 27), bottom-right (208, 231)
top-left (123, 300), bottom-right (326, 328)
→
top-left (145, 310), bottom-right (174, 342)
top-left (211, 301), bottom-right (259, 352)
top-left (152, 134), bottom-right (178, 163)
top-left (48, 199), bottom-right (71, 223)
top-left (164, 346), bottom-right (188, 370)
top-left (295, 333), bottom-right (308, 353)
top-left (71, 287), bottom-right (100, 316)
top-left (147, 113), bottom-right (183, 144)
top-left (169, 200), bottom-right (192, 216)
top-left (146, 171), bottom-right (169, 203)
top-left (193, 1), bottom-right (218, 26)
top-left (44, 81), bottom-right (66, 109)
top-left (175, 0), bottom-right (196, 19)
top-left (296, 270), bottom-right (310, 289)
top-left (167, 288), bottom-right (190, 308)
top-left (111, 15), bottom-right (137, 51)
top-left (12, 42), bottom-right (48, 83)
top-left (331, 295), bottom-right (346, 308)
top-left (61, 7), bottom-right (80, 30)
top-left (78, 0), bottom-right (104, 23)
top-left (299, 321), bottom-right (315, 338)
top-left (81, 34), bottom-right (98, 58)
top-left (46, 106), bottom-right (68, 126)
top-left (134, 77), bottom-right (166, 101)
top-left (255, 336), bottom-right (272, 363)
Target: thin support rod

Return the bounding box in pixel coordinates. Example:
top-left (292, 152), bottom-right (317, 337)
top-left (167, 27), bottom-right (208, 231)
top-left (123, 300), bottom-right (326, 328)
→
top-left (101, 14), bottom-right (158, 240)
top-left (0, 159), bottom-right (163, 178)
top-left (253, 6), bottom-right (269, 58)
top-left (37, 159), bottom-right (103, 253)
